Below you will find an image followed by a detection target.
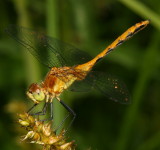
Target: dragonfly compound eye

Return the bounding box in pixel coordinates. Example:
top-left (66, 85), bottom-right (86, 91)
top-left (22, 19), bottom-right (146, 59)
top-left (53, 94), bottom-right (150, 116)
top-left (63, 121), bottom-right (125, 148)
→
top-left (32, 89), bottom-right (45, 102)
top-left (27, 83), bottom-right (45, 103)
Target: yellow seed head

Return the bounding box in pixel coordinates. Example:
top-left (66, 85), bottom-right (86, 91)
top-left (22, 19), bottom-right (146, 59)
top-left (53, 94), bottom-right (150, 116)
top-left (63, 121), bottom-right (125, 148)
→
top-left (18, 113), bottom-right (76, 149)
top-left (19, 120), bottom-right (30, 126)
top-left (42, 123), bottom-right (52, 137)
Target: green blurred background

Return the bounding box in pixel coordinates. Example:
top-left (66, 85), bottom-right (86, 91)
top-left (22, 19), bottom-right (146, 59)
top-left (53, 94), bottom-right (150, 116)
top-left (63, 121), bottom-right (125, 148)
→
top-left (1, 0), bottom-right (160, 150)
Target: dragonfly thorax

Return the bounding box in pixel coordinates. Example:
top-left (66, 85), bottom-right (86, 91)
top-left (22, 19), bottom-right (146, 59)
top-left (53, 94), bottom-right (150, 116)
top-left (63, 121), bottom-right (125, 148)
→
top-left (42, 67), bottom-right (78, 99)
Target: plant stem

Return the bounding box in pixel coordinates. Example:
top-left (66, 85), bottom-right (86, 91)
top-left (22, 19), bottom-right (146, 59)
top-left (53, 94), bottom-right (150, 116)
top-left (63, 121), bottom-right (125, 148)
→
top-left (13, 0), bottom-right (41, 83)
top-left (119, 0), bottom-right (160, 30)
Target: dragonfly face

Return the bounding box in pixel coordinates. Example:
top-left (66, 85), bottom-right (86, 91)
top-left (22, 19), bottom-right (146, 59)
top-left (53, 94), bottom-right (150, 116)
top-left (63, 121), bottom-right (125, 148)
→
top-left (27, 83), bottom-right (45, 104)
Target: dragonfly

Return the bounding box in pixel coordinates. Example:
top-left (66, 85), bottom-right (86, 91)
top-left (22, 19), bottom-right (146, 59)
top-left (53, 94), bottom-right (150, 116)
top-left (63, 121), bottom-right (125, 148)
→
top-left (6, 20), bottom-right (149, 130)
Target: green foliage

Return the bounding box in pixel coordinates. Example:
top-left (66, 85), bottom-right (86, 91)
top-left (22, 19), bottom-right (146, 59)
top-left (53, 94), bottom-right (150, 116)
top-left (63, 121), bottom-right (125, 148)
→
top-left (1, 0), bottom-right (160, 150)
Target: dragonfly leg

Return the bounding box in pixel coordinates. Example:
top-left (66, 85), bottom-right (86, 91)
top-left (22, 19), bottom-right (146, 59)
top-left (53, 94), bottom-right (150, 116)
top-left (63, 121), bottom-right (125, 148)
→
top-left (32, 102), bottom-right (49, 116)
top-left (55, 112), bottom-right (70, 133)
top-left (27, 103), bottom-right (38, 114)
top-left (56, 99), bottom-right (76, 134)
top-left (50, 102), bottom-right (53, 119)
top-left (40, 102), bottom-right (53, 121)
top-left (28, 102), bottom-right (49, 117)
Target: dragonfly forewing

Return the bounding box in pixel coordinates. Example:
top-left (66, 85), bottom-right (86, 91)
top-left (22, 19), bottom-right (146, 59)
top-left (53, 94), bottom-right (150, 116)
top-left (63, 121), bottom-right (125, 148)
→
top-left (5, 25), bottom-right (92, 68)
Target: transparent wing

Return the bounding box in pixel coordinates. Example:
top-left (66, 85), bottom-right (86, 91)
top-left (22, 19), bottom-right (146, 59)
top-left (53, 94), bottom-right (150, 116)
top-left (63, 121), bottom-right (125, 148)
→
top-left (92, 72), bottom-right (130, 104)
top-left (5, 25), bottom-right (92, 68)
top-left (69, 71), bottom-right (131, 104)
top-left (68, 71), bottom-right (93, 92)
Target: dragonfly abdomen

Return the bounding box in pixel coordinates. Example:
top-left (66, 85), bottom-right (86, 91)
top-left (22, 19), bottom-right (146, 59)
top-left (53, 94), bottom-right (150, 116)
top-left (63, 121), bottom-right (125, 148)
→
top-left (75, 20), bottom-right (149, 72)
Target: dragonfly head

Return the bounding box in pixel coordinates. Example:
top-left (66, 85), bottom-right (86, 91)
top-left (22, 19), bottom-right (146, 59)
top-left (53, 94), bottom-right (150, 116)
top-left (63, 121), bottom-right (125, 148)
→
top-left (27, 83), bottom-right (45, 103)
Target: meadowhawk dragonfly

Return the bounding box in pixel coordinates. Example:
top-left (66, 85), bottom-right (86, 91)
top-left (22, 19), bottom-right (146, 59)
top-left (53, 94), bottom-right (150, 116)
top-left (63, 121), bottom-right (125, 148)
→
top-left (6, 20), bottom-right (149, 130)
